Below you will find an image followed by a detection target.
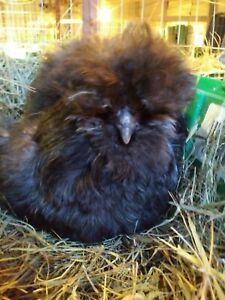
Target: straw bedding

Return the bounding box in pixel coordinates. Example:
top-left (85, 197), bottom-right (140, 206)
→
top-left (0, 53), bottom-right (225, 300)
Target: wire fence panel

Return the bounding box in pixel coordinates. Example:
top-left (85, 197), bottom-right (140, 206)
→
top-left (0, 0), bottom-right (225, 55)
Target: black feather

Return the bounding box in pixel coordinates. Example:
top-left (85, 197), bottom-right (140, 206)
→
top-left (0, 23), bottom-right (195, 243)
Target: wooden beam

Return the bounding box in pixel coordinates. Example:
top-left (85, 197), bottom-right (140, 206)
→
top-left (55, 0), bottom-right (61, 40)
top-left (160, 0), bottom-right (169, 36)
top-left (82, 0), bottom-right (98, 37)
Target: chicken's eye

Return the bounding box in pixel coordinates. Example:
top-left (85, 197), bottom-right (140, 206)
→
top-left (101, 104), bottom-right (112, 110)
top-left (92, 102), bottom-right (113, 119)
top-left (100, 106), bottom-right (113, 117)
top-left (141, 98), bottom-right (151, 109)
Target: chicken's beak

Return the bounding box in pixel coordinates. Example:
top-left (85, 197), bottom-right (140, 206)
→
top-left (117, 108), bottom-right (136, 145)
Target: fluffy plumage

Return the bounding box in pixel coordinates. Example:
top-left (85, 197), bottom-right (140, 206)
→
top-left (0, 23), bottom-right (194, 243)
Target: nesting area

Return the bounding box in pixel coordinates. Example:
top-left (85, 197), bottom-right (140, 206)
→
top-left (0, 53), bottom-right (225, 299)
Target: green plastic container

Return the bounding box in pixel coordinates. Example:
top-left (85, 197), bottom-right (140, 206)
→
top-left (184, 75), bottom-right (225, 195)
top-left (185, 75), bottom-right (225, 130)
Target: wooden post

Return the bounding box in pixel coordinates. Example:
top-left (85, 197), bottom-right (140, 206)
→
top-left (160, 0), bottom-right (168, 37)
top-left (55, 0), bottom-right (61, 40)
top-left (82, 0), bottom-right (98, 37)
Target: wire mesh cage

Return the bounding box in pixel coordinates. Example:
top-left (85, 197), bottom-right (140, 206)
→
top-left (0, 1), bottom-right (225, 50)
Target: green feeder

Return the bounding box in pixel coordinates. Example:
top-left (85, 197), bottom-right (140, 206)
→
top-left (185, 75), bottom-right (225, 130)
top-left (184, 75), bottom-right (225, 195)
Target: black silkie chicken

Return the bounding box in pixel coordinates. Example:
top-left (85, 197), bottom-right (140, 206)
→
top-left (0, 23), bottom-right (194, 243)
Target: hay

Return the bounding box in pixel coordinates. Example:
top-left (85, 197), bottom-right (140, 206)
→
top-left (0, 54), bottom-right (225, 300)
top-left (0, 53), bottom-right (39, 122)
top-left (186, 46), bottom-right (225, 78)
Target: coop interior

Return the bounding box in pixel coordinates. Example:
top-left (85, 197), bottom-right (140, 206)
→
top-left (0, 1), bottom-right (225, 299)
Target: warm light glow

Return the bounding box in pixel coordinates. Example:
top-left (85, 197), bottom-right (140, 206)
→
top-left (193, 24), bottom-right (205, 47)
top-left (3, 43), bottom-right (26, 59)
top-left (60, 18), bottom-right (81, 25)
top-left (2, 43), bottom-right (43, 59)
top-left (97, 7), bottom-right (112, 23)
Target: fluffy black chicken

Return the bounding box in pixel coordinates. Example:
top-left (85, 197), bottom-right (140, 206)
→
top-left (0, 23), bottom-right (194, 243)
